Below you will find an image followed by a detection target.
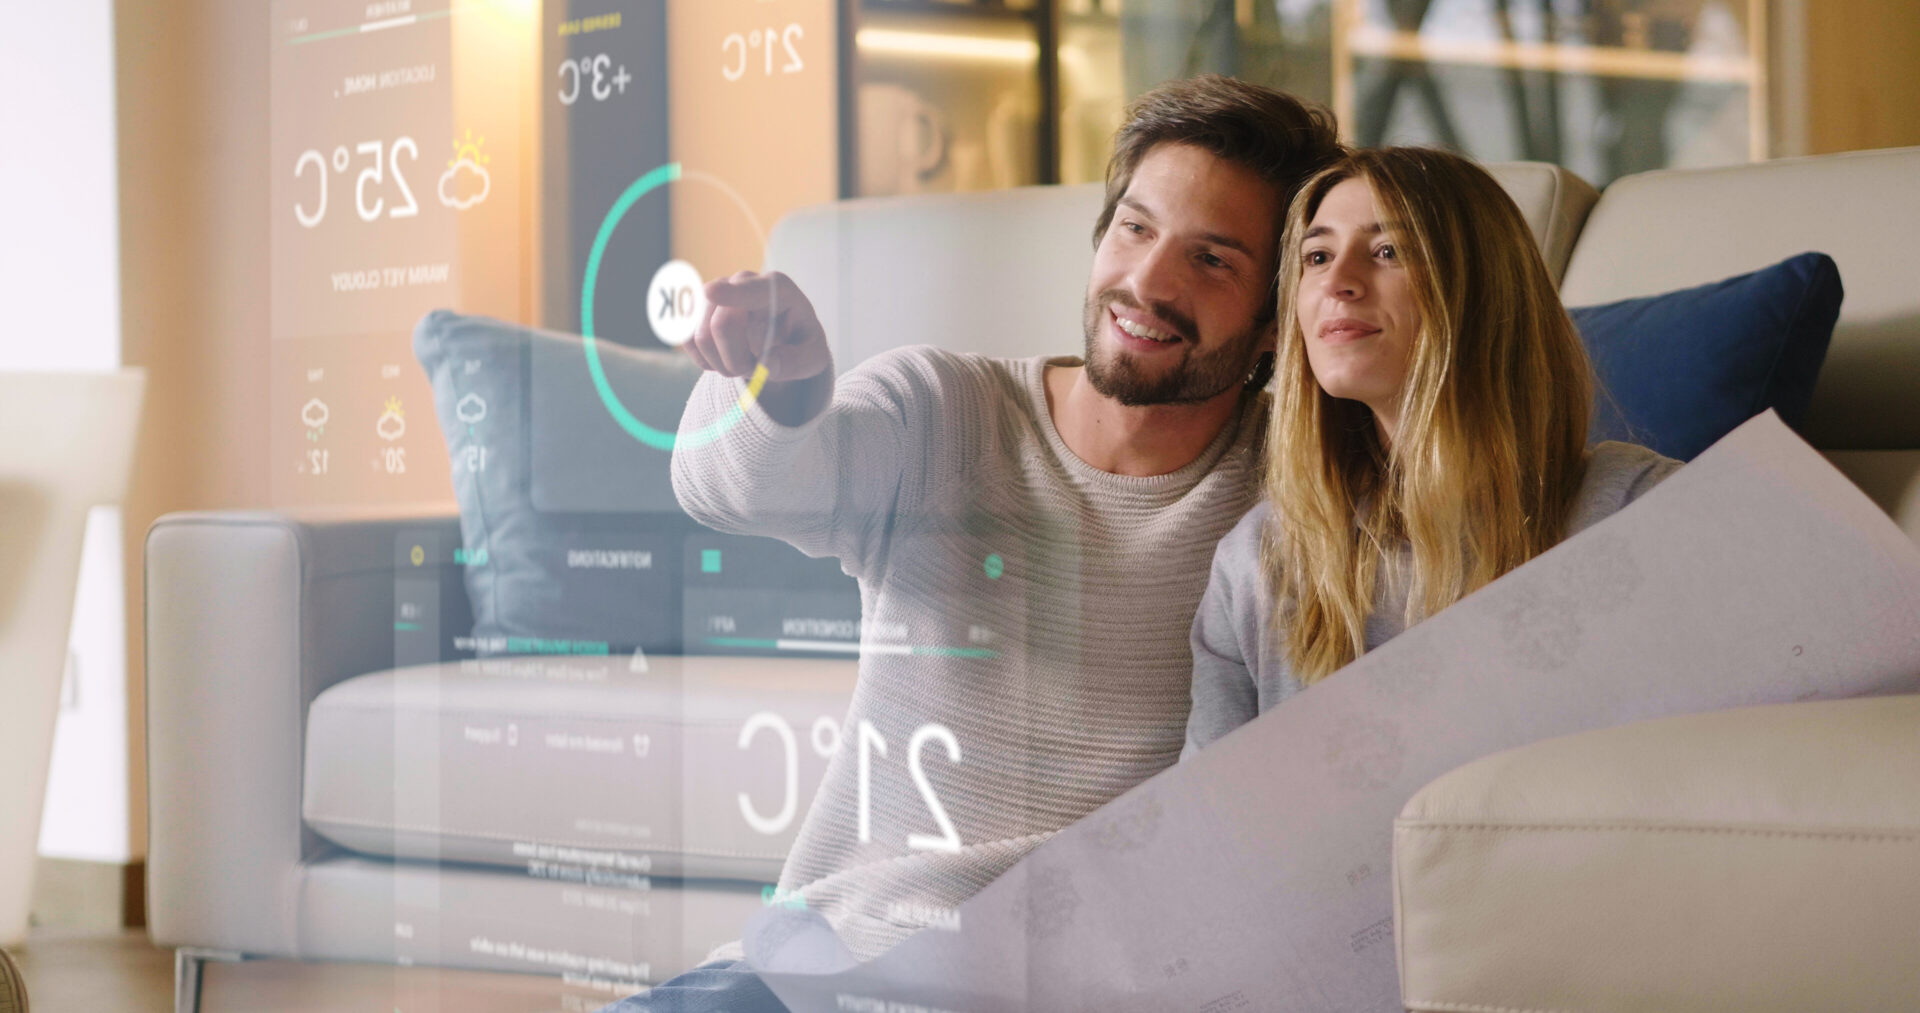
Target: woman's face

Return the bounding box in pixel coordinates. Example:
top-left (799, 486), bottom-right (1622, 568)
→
top-left (1295, 177), bottom-right (1420, 442)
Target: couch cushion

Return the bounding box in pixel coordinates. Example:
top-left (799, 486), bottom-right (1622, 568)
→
top-left (1483, 161), bottom-right (1599, 284)
top-left (1574, 253), bottom-right (1842, 460)
top-left (304, 655), bottom-right (857, 881)
top-left (1825, 449), bottom-right (1920, 544)
top-left (1394, 695), bottom-right (1920, 1013)
top-left (1562, 146), bottom-right (1920, 451)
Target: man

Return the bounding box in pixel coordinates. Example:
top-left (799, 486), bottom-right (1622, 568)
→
top-left (606, 75), bottom-right (1340, 1012)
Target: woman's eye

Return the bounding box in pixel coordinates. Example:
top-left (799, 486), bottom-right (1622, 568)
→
top-left (1123, 221), bottom-right (1145, 235)
top-left (1375, 244), bottom-right (1397, 261)
top-left (1304, 250), bottom-right (1329, 266)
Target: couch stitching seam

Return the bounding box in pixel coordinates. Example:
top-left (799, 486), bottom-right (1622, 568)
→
top-left (303, 815), bottom-right (787, 860)
top-left (1404, 1002), bottom-right (1574, 1013)
top-left (1397, 822), bottom-right (1919, 843)
top-left (309, 704), bottom-right (770, 728)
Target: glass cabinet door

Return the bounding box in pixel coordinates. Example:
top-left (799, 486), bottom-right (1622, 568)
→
top-left (854, 0), bottom-right (1048, 196)
top-left (1334, 0), bottom-right (1765, 185)
top-left (849, 0), bottom-right (1764, 197)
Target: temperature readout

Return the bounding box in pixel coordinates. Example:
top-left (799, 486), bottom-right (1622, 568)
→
top-left (557, 53), bottom-right (634, 105)
top-left (292, 131), bottom-right (491, 228)
top-left (722, 23), bottom-right (806, 82)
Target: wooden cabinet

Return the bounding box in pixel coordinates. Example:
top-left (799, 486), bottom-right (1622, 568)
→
top-left (1774, 0), bottom-right (1920, 157)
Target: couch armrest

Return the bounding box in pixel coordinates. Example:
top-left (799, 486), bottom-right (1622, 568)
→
top-left (1394, 695), bottom-right (1920, 1012)
top-left (145, 509), bottom-right (463, 956)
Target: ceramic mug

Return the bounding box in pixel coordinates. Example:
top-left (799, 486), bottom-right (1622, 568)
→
top-left (859, 83), bottom-right (949, 196)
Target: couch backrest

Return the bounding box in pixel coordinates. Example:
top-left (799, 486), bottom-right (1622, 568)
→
top-left (768, 182), bottom-right (1106, 369)
top-left (765, 163), bottom-right (1594, 370)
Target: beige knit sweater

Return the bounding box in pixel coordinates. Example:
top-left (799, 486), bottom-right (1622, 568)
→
top-left (671, 346), bottom-right (1267, 961)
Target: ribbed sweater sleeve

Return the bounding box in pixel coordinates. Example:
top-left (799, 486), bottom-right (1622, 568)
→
top-left (669, 346), bottom-right (983, 580)
top-left (1184, 504), bottom-right (1268, 757)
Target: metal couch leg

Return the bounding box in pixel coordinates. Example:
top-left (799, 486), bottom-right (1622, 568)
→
top-left (174, 948), bottom-right (242, 1013)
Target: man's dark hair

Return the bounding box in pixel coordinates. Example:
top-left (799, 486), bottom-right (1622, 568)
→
top-left (1093, 75), bottom-right (1343, 252)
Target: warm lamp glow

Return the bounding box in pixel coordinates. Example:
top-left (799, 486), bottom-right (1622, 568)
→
top-left (855, 28), bottom-right (1040, 63)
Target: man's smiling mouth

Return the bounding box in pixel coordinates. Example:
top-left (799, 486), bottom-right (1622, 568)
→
top-left (1112, 308), bottom-right (1183, 344)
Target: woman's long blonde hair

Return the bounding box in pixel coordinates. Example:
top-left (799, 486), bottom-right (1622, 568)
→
top-left (1266, 147), bottom-right (1594, 683)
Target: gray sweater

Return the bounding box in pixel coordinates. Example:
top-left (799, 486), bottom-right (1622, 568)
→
top-left (1184, 441), bottom-right (1681, 755)
top-left (672, 346), bottom-right (1269, 961)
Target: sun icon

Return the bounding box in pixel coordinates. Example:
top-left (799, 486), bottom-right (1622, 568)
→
top-left (449, 129), bottom-right (489, 169)
top-left (384, 395), bottom-right (404, 417)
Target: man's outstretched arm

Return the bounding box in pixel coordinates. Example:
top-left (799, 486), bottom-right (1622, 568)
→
top-left (670, 270), bottom-right (969, 579)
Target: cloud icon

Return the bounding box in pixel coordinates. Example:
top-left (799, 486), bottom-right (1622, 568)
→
top-left (439, 158), bottom-right (491, 210)
top-left (301, 398), bottom-right (330, 429)
top-left (455, 392), bottom-right (487, 424)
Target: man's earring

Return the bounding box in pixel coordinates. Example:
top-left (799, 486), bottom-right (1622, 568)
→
top-left (1244, 350), bottom-right (1276, 391)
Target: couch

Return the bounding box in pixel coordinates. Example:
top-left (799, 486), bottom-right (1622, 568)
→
top-left (147, 147), bottom-right (1919, 1012)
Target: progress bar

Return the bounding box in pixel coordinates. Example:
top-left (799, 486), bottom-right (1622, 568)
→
top-left (289, 7), bottom-right (453, 45)
top-left (706, 637), bottom-right (997, 659)
top-left (362, 13), bottom-right (419, 32)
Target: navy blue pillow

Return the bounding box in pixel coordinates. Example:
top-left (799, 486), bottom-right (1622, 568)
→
top-left (1573, 252), bottom-right (1842, 461)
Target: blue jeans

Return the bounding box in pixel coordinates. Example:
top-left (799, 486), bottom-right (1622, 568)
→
top-left (595, 960), bottom-right (789, 1013)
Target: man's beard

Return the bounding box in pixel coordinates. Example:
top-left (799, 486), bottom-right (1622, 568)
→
top-left (1081, 290), bottom-right (1264, 407)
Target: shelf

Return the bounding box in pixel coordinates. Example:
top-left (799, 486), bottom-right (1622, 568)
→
top-left (1347, 25), bottom-right (1755, 84)
top-left (860, 0), bottom-right (1040, 23)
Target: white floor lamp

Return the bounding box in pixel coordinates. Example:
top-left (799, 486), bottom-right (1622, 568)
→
top-left (0, 370), bottom-right (144, 947)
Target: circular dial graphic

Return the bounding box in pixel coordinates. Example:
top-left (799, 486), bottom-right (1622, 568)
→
top-left (581, 163), bottom-right (774, 451)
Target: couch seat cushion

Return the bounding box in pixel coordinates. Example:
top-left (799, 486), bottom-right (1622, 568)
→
top-left (304, 655), bottom-right (857, 881)
top-left (1394, 695), bottom-right (1920, 1013)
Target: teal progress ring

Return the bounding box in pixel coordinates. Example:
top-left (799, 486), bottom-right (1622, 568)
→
top-left (580, 162), bottom-right (768, 450)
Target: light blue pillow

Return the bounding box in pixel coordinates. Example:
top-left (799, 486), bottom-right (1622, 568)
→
top-left (413, 310), bottom-right (859, 657)
top-left (1573, 253), bottom-right (1843, 461)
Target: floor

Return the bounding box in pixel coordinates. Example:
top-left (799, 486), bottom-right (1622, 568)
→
top-left (10, 930), bottom-right (621, 1013)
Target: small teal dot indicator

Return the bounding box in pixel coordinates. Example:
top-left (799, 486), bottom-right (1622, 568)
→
top-left (701, 549), bottom-right (724, 574)
top-left (982, 553), bottom-right (1005, 580)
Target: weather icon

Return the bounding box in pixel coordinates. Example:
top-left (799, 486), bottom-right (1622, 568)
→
top-left (301, 397), bottom-right (330, 432)
top-left (377, 396), bottom-right (406, 441)
top-left (455, 392), bottom-right (488, 424)
top-left (439, 129), bottom-right (491, 210)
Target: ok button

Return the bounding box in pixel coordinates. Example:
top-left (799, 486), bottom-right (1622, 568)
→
top-left (647, 259), bottom-right (706, 347)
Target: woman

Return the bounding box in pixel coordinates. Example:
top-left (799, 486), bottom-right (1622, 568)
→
top-left (1184, 147), bottom-right (1678, 753)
